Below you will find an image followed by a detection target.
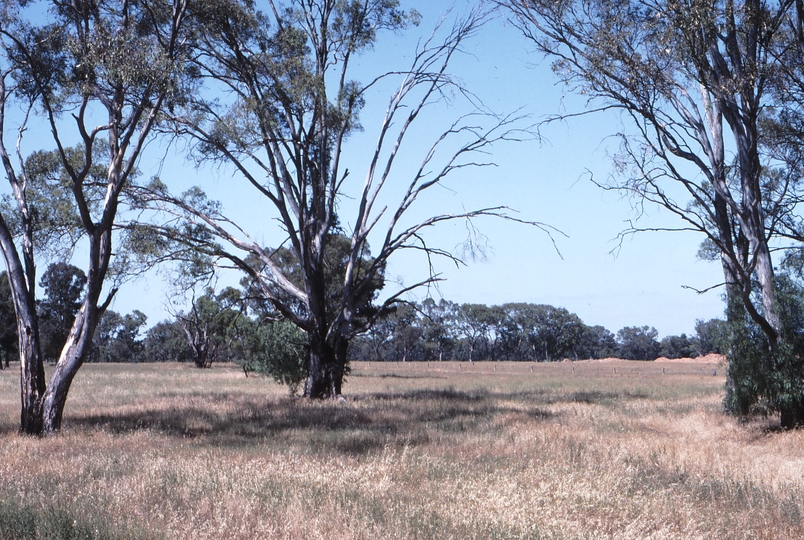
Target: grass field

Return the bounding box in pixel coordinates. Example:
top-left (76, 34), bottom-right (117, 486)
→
top-left (1, 359), bottom-right (803, 539)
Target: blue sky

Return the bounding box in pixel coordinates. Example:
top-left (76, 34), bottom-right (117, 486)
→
top-left (113, 0), bottom-right (726, 338)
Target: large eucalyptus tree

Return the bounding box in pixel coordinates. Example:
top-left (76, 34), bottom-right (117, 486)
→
top-left (500, 0), bottom-right (804, 424)
top-left (142, 0), bottom-right (546, 398)
top-left (0, 0), bottom-right (191, 434)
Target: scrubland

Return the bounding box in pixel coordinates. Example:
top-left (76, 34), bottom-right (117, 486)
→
top-left (1, 359), bottom-right (803, 539)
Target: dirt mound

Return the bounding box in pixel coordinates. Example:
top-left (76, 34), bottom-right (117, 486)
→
top-left (571, 353), bottom-right (724, 364)
top-left (655, 353), bottom-right (724, 364)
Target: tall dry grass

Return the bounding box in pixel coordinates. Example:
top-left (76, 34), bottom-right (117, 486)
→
top-left (1, 360), bottom-right (802, 539)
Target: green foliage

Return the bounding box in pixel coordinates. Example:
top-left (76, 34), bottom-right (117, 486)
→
top-left (418, 299), bottom-right (457, 362)
top-left (384, 303), bottom-right (424, 362)
top-left (350, 300), bottom-right (622, 362)
top-left (142, 320), bottom-right (193, 363)
top-left (659, 333), bottom-right (697, 359)
top-left (1, 150), bottom-right (86, 256)
top-left (694, 318), bottom-right (728, 355)
top-left (38, 262), bottom-right (87, 362)
top-left (454, 303), bottom-right (498, 361)
top-left (616, 326), bottom-right (661, 361)
top-left (501, 303), bottom-right (586, 361)
top-left (723, 305), bottom-right (773, 417)
top-left (0, 272), bottom-right (17, 369)
top-left (90, 310), bottom-right (148, 363)
top-left (236, 320), bottom-right (307, 395)
top-left (176, 287), bottom-right (245, 368)
top-left (575, 325), bottom-right (618, 359)
top-left (724, 276), bottom-right (804, 425)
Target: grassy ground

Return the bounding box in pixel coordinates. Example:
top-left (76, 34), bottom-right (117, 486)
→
top-left (1, 359), bottom-right (802, 539)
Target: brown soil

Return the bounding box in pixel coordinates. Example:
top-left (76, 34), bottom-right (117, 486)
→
top-left (656, 353), bottom-right (724, 363)
top-left (572, 353), bottom-right (724, 364)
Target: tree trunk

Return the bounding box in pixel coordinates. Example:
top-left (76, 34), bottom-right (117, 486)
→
top-left (305, 347), bottom-right (327, 398)
top-left (18, 316), bottom-right (44, 435)
top-left (3, 253), bottom-right (44, 435)
top-left (0, 211), bottom-right (46, 433)
top-left (40, 303), bottom-right (99, 433)
top-left (39, 226), bottom-right (109, 434)
top-left (304, 335), bottom-right (341, 399)
top-left (753, 240), bottom-right (781, 345)
top-left (332, 338), bottom-right (347, 397)
top-left (780, 404), bottom-right (804, 429)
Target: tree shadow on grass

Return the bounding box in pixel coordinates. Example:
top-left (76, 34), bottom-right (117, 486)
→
top-left (351, 372), bottom-right (449, 380)
top-left (367, 387), bottom-right (648, 405)
top-left (62, 387), bottom-right (647, 455)
top-left (0, 422), bottom-right (19, 436)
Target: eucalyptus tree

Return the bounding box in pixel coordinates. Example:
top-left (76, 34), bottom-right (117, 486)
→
top-left (174, 287), bottom-right (245, 368)
top-left (142, 0), bottom-right (544, 398)
top-left (501, 0), bottom-right (804, 424)
top-left (419, 298), bottom-right (458, 362)
top-left (574, 324), bottom-right (618, 360)
top-left (455, 303), bottom-right (496, 362)
top-left (142, 320), bottom-right (193, 363)
top-left (500, 303), bottom-right (584, 361)
top-left (90, 309), bottom-right (148, 363)
top-left (385, 303), bottom-right (423, 362)
top-left (616, 326), bottom-right (661, 361)
top-left (0, 0), bottom-right (191, 434)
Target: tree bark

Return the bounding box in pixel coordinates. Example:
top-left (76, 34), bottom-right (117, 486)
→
top-left (304, 341), bottom-right (334, 398)
top-left (0, 219), bottom-right (45, 435)
top-left (39, 226), bottom-right (111, 434)
top-left (40, 301), bottom-right (101, 433)
top-left (17, 306), bottom-right (45, 435)
top-left (303, 334), bottom-right (346, 399)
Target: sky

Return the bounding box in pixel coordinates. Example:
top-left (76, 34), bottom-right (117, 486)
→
top-left (377, 2), bottom-right (728, 337)
top-left (60, 1), bottom-right (727, 338)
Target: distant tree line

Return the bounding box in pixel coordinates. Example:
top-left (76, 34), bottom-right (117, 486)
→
top-left (0, 265), bottom-right (726, 371)
top-left (348, 300), bottom-right (727, 362)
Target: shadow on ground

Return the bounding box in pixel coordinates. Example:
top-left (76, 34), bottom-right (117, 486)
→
top-left (57, 386), bottom-right (649, 455)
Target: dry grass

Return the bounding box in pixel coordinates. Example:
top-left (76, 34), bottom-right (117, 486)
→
top-left (1, 359), bottom-right (802, 539)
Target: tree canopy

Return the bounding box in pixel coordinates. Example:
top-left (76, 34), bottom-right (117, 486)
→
top-left (0, 0), bottom-right (193, 434)
top-left (136, 0), bottom-right (545, 399)
top-left (500, 0), bottom-right (804, 426)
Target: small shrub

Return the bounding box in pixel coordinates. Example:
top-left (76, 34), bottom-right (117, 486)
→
top-left (237, 320), bottom-right (307, 394)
